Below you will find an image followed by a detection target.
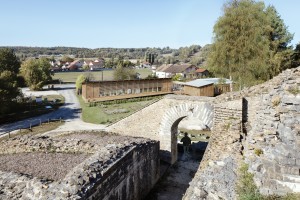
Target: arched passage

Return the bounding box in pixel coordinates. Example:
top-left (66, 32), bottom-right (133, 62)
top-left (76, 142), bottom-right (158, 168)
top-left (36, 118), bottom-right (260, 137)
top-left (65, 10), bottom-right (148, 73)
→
top-left (159, 102), bottom-right (214, 164)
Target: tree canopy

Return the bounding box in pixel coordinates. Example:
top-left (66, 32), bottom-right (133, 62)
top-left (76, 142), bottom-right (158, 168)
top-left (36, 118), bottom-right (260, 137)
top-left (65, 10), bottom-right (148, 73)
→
top-left (113, 58), bottom-right (136, 80)
top-left (0, 48), bottom-right (21, 114)
top-left (20, 58), bottom-right (52, 90)
top-left (207, 0), bottom-right (293, 88)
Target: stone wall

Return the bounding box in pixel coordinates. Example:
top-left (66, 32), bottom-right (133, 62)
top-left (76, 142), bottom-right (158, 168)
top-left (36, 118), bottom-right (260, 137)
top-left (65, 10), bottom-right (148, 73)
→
top-left (243, 67), bottom-right (300, 195)
top-left (183, 67), bottom-right (300, 199)
top-left (183, 101), bottom-right (243, 200)
top-left (0, 131), bottom-right (160, 199)
top-left (107, 95), bottom-right (214, 163)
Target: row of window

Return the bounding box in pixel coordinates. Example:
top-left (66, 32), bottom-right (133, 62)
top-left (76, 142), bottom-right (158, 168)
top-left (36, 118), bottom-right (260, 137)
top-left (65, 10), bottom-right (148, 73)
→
top-left (99, 87), bottom-right (162, 97)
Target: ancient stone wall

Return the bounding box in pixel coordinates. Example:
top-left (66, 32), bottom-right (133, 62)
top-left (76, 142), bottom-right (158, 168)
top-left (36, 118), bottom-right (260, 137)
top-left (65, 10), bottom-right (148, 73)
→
top-left (0, 131), bottom-right (160, 199)
top-left (243, 67), bottom-right (300, 195)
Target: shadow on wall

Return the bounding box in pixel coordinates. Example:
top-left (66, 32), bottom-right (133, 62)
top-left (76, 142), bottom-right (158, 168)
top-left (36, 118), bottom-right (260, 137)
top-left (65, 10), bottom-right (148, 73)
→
top-left (145, 141), bottom-right (208, 200)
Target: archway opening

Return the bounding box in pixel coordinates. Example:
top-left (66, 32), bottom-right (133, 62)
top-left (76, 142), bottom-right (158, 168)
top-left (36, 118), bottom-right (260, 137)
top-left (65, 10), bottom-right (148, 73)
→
top-left (177, 116), bottom-right (210, 162)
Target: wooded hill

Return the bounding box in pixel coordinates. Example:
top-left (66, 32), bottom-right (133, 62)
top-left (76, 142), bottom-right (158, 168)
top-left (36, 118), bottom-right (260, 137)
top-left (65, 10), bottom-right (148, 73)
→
top-left (0, 45), bottom-right (210, 66)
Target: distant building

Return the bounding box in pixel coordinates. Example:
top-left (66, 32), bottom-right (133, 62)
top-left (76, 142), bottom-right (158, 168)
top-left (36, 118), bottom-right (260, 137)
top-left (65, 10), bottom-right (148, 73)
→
top-left (67, 60), bottom-right (84, 70)
top-left (84, 58), bottom-right (105, 71)
top-left (82, 78), bottom-right (173, 102)
top-left (195, 68), bottom-right (209, 78)
top-left (155, 64), bottom-right (197, 79)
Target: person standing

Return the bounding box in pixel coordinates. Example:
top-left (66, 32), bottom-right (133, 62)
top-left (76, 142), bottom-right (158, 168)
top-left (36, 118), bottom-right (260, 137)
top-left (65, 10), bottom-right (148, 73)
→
top-left (181, 132), bottom-right (191, 154)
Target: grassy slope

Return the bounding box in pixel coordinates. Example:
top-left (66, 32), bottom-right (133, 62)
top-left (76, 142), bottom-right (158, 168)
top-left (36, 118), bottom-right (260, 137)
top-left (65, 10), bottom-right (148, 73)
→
top-left (78, 95), bottom-right (158, 124)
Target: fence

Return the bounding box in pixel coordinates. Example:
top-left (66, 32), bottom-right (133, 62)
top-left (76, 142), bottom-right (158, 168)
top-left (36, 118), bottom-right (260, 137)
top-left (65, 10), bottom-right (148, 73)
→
top-left (0, 117), bottom-right (64, 139)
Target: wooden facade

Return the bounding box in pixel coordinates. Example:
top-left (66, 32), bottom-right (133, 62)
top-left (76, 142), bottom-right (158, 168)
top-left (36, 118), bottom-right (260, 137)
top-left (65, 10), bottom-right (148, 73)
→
top-left (183, 84), bottom-right (215, 97)
top-left (82, 78), bottom-right (173, 102)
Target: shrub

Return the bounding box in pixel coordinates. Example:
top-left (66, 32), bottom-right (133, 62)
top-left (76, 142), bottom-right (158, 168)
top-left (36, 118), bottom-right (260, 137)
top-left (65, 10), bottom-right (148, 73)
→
top-left (254, 149), bottom-right (263, 156)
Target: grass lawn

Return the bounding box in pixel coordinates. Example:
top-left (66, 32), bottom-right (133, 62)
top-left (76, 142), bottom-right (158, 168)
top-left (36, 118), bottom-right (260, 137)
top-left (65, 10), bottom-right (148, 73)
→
top-left (52, 68), bottom-right (152, 83)
top-left (78, 95), bottom-right (160, 124)
top-left (178, 128), bottom-right (211, 142)
top-left (0, 95), bottom-right (65, 125)
top-left (0, 121), bottom-right (64, 141)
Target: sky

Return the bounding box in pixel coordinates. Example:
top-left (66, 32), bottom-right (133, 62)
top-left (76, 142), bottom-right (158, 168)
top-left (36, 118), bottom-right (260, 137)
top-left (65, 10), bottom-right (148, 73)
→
top-left (0, 0), bottom-right (299, 49)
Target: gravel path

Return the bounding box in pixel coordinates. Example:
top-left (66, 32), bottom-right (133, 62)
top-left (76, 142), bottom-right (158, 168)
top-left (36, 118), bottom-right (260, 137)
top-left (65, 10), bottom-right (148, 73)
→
top-left (0, 152), bottom-right (90, 181)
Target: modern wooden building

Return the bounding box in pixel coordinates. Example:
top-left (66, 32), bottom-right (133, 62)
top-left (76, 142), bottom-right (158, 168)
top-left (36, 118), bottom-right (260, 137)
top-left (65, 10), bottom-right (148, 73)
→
top-left (82, 78), bottom-right (173, 102)
top-left (181, 78), bottom-right (232, 97)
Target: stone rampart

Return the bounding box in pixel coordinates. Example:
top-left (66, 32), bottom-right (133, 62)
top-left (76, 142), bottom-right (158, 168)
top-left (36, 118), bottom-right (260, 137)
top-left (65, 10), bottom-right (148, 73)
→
top-left (0, 131), bottom-right (160, 199)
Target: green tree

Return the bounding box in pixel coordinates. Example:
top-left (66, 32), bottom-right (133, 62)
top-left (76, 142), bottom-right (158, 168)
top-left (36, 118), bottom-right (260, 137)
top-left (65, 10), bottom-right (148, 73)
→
top-left (0, 49), bottom-right (21, 114)
top-left (113, 61), bottom-right (136, 81)
top-left (60, 55), bottom-right (74, 62)
top-left (20, 58), bottom-right (52, 90)
top-left (292, 42), bottom-right (300, 68)
top-left (207, 0), bottom-right (270, 88)
top-left (76, 74), bottom-right (87, 95)
top-left (266, 5), bottom-right (293, 77)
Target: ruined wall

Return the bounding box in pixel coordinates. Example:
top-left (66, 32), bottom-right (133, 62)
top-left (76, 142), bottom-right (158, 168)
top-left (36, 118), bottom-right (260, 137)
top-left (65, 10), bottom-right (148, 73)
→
top-left (84, 141), bottom-right (160, 200)
top-left (243, 67), bottom-right (300, 195)
top-left (184, 67), bottom-right (300, 199)
top-left (183, 100), bottom-right (243, 200)
top-left (0, 131), bottom-right (160, 200)
top-left (107, 95), bottom-right (214, 163)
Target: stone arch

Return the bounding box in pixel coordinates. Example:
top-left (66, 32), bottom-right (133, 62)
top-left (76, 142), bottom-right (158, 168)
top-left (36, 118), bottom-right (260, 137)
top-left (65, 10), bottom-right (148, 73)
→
top-left (159, 102), bottom-right (214, 164)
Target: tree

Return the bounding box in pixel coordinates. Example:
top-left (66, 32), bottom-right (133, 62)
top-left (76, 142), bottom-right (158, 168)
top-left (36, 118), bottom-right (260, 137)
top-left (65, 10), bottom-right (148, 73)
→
top-left (60, 55), bottom-right (74, 62)
top-left (266, 5), bottom-right (293, 77)
top-left (0, 48), bottom-right (21, 114)
top-left (113, 60), bottom-right (136, 81)
top-left (292, 43), bottom-right (300, 68)
top-left (76, 74), bottom-right (87, 95)
top-left (20, 58), bottom-right (52, 90)
top-left (207, 0), bottom-right (271, 88)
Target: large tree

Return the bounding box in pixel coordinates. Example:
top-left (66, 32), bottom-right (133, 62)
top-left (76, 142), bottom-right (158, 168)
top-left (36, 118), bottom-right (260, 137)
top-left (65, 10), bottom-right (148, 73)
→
top-left (20, 58), bottom-right (52, 90)
top-left (266, 5), bottom-right (294, 77)
top-left (292, 43), bottom-right (300, 68)
top-left (0, 49), bottom-right (21, 114)
top-left (208, 0), bottom-right (293, 88)
top-left (113, 58), bottom-right (136, 80)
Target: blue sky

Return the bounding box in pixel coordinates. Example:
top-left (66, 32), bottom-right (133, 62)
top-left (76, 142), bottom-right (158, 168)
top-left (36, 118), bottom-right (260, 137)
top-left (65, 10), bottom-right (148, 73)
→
top-left (0, 0), bottom-right (299, 48)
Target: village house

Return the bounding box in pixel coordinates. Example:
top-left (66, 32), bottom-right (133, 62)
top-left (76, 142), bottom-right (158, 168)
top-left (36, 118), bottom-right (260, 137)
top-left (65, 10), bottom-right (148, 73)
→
top-left (195, 68), bottom-right (209, 78)
top-left (155, 64), bottom-right (197, 80)
top-left (67, 60), bottom-right (84, 70)
top-left (84, 58), bottom-right (105, 71)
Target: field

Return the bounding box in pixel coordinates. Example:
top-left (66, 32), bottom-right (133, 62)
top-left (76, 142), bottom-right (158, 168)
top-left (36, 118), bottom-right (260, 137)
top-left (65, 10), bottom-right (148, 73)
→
top-left (52, 68), bottom-right (152, 83)
top-left (78, 95), bottom-right (161, 124)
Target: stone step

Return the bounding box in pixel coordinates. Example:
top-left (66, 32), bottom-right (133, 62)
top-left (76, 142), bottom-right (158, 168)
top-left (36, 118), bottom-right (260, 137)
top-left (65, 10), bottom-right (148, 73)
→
top-left (282, 174), bottom-right (300, 183)
top-left (276, 179), bottom-right (300, 192)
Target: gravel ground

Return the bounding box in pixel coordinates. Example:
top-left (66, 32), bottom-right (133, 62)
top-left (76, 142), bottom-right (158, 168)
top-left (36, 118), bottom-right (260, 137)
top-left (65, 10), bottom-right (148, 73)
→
top-left (0, 152), bottom-right (90, 181)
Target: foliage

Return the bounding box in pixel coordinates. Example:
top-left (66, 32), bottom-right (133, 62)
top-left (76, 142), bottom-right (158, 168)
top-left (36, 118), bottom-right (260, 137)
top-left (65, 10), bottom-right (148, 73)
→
top-left (292, 43), bottom-right (300, 68)
top-left (113, 58), bottom-right (136, 80)
top-left (60, 55), bottom-right (74, 62)
top-left (75, 74), bottom-right (87, 94)
top-left (266, 5), bottom-right (294, 78)
top-left (207, 0), bottom-right (293, 88)
top-left (237, 162), bottom-right (262, 200)
top-left (254, 149), bottom-right (263, 156)
top-left (0, 48), bottom-right (21, 114)
top-left (172, 74), bottom-right (183, 81)
top-left (20, 58), bottom-right (52, 90)
top-left (287, 86), bottom-right (300, 95)
top-left (208, 0), bottom-right (271, 88)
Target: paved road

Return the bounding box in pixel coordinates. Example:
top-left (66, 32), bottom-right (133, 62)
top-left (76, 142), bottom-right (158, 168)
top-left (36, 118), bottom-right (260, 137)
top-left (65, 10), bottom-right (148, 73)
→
top-left (0, 84), bottom-right (105, 135)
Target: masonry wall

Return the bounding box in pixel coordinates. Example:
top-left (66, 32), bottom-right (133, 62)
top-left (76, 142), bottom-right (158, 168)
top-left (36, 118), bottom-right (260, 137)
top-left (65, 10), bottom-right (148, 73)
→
top-left (84, 142), bottom-right (160, 200)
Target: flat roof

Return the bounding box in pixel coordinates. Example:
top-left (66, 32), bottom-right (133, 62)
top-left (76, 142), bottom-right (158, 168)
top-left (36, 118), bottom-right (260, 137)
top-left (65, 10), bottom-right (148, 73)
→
top-left (185, 78), bottom-right (232, 88)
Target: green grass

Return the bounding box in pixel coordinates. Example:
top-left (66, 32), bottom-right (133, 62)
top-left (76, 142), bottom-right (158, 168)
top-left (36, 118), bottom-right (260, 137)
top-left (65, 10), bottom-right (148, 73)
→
top-left (78, 95), bottom-right (159, 124)
top-left (177, 128), bottom-right (211, 142)
top-left (52, 69), bottom-right (152, 83)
